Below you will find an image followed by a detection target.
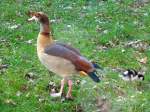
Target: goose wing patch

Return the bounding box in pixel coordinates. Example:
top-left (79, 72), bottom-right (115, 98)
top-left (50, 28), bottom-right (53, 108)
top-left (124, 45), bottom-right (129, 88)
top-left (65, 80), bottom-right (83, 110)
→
top-left (44, 43), bottom-right (94, 73)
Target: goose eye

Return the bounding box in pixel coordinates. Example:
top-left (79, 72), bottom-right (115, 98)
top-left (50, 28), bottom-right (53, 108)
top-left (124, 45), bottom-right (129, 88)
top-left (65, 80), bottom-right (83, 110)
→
top-left (36, 13), bottom-right (40, 18)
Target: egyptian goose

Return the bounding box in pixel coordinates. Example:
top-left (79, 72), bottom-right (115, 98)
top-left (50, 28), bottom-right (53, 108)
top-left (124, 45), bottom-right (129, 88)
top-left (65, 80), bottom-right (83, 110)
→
top-left (28, 12), bottom-right (100, 99)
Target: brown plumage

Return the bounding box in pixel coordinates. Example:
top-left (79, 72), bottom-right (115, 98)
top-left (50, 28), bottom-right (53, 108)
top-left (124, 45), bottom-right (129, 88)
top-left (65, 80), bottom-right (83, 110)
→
top-left (44, 43), bottom-right (94, 73)
top-left (28, 11), bottom-right (100, 99)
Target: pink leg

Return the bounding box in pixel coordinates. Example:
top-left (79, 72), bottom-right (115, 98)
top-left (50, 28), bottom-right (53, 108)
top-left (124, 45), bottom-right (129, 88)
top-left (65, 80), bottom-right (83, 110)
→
top-left (50, 78), bottom-right (66, 97)
top-left (66, 80), bottom-right (73, 99)
top-left (59, 79), bottom-right (65, 95)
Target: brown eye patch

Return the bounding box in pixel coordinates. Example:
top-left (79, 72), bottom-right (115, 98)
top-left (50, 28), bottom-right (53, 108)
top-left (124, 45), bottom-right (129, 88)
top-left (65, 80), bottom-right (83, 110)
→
top-left (35, 13), bottom-right (41, 18)
top-left (27, 11), bottom-right (42, 18)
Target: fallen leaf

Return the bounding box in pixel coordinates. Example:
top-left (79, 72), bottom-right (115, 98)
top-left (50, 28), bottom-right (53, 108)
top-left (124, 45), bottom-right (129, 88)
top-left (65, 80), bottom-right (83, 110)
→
top-left (16, 35), bottom-right (24, 40)
top-left (16, 91), bottom-right (22, 97)
top-left (25, 39), bottom-right (33, 44)
top-left (63, 6), bottom-right (73, 10)
top-left (103, 30), bottom-right (108, 34)
top-left (95, 45), bottom-right (108, 51)
top-left (0, 64), bottom-right (9, 75)
top-left (75, 104), bottom-right (84, 112)
top-left (25, 72), bottom-right (37, 80)
top-left (75, 80), bottom-right (80, 85)
top-left (20, 84), bottom-right (28, 92)
top-left (125, 40), bottom-right (149, 52)
top-left (139, 57), bottom-right (148, 64)
top-left (38, 96), bottom-right (45, 103)
top-left (4, 99), bottom-right (16, 105)
top-left (8, 24), bottom-right (20, 29)
top-left (50, 19), bottom-right (56, 23)
top-left (96, 97), bottom-right (111, 112)
top-left (0, 64), bottom-right (9, 70)
top-left (46, 81), bottom-right (56, 90)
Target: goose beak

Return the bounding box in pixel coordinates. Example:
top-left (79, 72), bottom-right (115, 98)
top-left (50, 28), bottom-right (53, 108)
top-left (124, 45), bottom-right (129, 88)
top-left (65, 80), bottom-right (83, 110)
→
top-left (28, 16), bottom-right (38, 22)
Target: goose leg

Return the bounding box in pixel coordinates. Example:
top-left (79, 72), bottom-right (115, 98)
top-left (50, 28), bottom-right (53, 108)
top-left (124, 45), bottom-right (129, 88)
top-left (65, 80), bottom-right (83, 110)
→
top-left (50, 78), bottom-right (65, 97)
top-left (59, 78), bottom-right (65, 95)
top-left (66, 80), bottom-right (73, 99)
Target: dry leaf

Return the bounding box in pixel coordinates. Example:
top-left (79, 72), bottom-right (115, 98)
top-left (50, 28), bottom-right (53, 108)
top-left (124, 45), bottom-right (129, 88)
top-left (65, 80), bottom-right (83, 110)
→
top-left (25, 39), bottom-right (33, 44)
top-left (96, 97), bottom-right (111, 112)
top-left (4, 99), bottom-right (16, 105)
top-left (75, 80), bottom-right (80, 85)
top-left (75, 104), bottom-right (84, 112)
top-left (38, 96), bottom-right (45, 102)
top-left (139, 57), bottom-right (147, 64)
top-left (9, 24), bottom-right (20, 29)
top-left (0, 64), bottom-right (9, 70)
top-left (20, 84), bottom-right (28, 92)
top-left (25, 72), bottom-right (37, 80)
top-left (16, 91), bottom-right (22, 97)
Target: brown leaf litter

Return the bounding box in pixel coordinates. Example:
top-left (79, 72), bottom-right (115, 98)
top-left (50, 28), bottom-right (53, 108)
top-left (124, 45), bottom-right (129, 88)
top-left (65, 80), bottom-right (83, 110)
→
top-left (96, 97), bottom-right (111, 112)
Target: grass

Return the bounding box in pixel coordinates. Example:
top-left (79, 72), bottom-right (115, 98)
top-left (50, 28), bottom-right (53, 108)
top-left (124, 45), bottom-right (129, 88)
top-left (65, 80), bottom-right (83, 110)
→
top-left (0, 0), bottom-right (150, 112)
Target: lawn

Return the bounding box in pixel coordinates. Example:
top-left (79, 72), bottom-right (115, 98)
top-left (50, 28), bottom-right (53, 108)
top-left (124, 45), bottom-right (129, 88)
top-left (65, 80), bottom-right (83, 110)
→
top-left (0, 0), bottom-right (150, 112)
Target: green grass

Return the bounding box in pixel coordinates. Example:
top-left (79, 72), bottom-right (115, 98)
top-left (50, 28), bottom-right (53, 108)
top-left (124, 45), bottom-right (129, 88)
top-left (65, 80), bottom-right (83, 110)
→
top-left (0, 0), bottom-right (150, 112)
